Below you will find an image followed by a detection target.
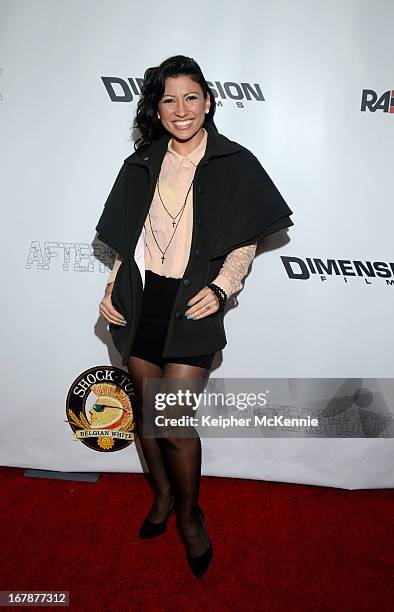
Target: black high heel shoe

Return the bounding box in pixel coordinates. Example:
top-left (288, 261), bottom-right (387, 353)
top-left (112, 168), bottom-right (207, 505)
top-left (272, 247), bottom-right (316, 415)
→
top-left (184, 505), bottom-right (213, 578)
top-left (139, 496), bottom-right (175, 539)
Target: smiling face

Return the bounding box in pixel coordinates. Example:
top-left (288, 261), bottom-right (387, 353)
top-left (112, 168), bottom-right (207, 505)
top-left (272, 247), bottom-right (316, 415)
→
top-left (157, 74), bottom-right (211, 154)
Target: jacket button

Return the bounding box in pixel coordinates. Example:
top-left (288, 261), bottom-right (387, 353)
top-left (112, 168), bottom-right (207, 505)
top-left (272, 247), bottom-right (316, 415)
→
top-left (175, 311), bottom-right (183, 320)
top-left (197, 185), bottom-right (204, 194)
top-left (195, 248), bottom-right (200, 257)
top-left (197, 217), bottom-right (203, 225)
top-left (183, 278), bottom-right (191, 287)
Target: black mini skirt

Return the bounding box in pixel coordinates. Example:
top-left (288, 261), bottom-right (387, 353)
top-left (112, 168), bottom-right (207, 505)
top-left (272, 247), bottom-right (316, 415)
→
top-left (129, 270), bottom-right (215, 369)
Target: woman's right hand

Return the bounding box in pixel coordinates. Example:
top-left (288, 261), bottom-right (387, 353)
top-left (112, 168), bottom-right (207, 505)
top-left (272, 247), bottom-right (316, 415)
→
top-left (99, 282), bottom-right (127, 326)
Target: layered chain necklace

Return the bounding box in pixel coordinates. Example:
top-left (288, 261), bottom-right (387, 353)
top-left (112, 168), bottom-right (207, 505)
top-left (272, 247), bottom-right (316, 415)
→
top-left (146, 174), bottom-right (194, 264)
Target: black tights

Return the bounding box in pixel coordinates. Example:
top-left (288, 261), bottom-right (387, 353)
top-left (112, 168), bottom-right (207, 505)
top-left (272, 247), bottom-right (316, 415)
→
top-left (127, 355), bottom-right (211, 557)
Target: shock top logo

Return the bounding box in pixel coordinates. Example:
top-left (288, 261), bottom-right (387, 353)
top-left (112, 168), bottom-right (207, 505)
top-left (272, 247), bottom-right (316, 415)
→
top-left (66, 366), bottom-right (137, 452)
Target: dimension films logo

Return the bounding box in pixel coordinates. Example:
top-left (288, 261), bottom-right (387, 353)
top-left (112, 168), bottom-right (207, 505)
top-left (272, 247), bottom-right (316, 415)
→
top-left (361, 89), bottom-right (394, 113)
top-left (66, 366), bottom-right (137, 452)
top-left (101, 76), bottom-right (264, 105)
top-left (282, 256), bottom-right (394, 285)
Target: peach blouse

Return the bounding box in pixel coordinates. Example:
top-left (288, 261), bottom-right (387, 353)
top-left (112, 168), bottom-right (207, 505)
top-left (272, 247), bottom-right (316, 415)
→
top-left (107, 127), bottom-right (257, 298)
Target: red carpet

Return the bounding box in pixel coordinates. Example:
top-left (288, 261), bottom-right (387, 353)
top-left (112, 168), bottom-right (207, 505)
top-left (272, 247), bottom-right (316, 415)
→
top-left (0, 466), bottom-right (392, 611)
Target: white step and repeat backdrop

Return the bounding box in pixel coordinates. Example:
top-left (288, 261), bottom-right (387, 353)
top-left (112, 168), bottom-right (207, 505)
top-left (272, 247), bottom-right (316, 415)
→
top-left (1, 0), bottom-right (393, 488)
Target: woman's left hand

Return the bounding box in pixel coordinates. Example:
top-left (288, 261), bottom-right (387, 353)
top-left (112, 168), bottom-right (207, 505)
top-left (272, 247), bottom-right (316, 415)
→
top-left (184, 287), bottom-right (219, 319)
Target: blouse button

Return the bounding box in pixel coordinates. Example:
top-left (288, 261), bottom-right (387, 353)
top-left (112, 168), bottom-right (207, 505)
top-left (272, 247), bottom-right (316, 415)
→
top-left (197, 185), bottom-right (204, 194)
top-left (194, 249), bottom-right (200, 257)
top-left (183, 278), bottom-right (191, 287)
top-left (197, 217), bottom-right (203, 225)
top-left (175, 311), bottom-right (183, 320)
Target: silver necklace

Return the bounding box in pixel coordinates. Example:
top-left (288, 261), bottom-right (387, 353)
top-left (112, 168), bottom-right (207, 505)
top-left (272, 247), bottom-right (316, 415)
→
top-left (157, 175), bottom-right (194, 227)
top-left (146, 176), bottom-right (194, 264)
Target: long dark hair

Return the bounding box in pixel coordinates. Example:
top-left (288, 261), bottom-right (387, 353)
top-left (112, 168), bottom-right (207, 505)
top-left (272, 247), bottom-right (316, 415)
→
top-left (133, 55), bottom-right (217, 152)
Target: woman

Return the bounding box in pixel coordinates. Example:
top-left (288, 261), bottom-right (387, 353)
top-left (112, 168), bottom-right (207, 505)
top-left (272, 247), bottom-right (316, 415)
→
top-left (96, 55), bottom-right (294, 578)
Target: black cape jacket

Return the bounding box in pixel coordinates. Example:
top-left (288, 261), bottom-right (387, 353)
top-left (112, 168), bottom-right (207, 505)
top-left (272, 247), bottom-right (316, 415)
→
top-left (95, 121), bottom-right (294, 365)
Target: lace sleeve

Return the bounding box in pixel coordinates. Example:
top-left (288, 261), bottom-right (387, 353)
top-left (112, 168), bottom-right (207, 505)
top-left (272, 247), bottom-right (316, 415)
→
top-left (211, 243), bottom-right (257, 298)
top-left (107, 252), bottom-right (124, 286)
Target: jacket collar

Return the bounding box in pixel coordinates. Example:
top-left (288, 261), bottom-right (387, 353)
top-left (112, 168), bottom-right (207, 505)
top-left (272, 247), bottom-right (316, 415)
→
top-left (123, 121), bottom-right (243, 168)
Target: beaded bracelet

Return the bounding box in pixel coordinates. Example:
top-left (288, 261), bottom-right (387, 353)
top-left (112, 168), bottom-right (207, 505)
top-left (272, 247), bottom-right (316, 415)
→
top-left (208, 282), bottom-right (228, 312)
top-left (212, 283), bottom-right (227, 304)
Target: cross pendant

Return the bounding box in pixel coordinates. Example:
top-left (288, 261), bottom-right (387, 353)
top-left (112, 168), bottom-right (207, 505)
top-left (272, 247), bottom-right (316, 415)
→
top-left (161, 254), bottom-right (165, 264)
top-left (172, 220), bottom-right (176, 227)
